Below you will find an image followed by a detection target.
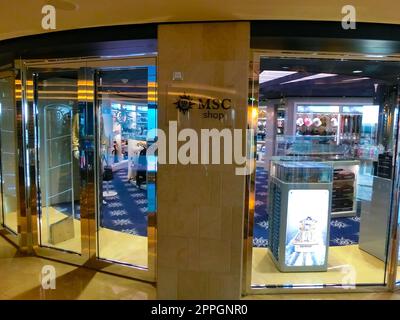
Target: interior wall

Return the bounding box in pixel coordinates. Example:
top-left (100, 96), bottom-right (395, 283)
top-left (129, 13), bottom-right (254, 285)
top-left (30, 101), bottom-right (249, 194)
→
top-left (1, 0), bottom-right (400, 41)
top-left (157, 22), bottom-right (250, 299)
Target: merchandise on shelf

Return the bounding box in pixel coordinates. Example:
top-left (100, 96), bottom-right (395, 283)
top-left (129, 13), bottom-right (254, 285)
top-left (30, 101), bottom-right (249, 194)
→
top-left (296, 113), bottom-right (338, 137)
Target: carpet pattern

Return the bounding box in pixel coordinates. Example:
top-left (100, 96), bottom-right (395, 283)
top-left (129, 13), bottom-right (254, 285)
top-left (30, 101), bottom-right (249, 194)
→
top-left (53, 166), bottom-right (149, 237)
top-left (100, 167), bottom-right (149, 236)
top-left (254, 167), bottom-right (360, 248)
top-left (53, 166), bottom-right (360, 247)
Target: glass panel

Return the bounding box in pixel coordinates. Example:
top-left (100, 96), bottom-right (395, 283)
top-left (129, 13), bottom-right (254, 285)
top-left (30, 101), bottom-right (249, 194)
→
top-left (97, 67), bottom-right (156, 268)
top-left (36, 71), bottom-right (81, 253)
top-left (0, 77), bottom-right (17, 233)
top-left (252, 57), bottom-right (399, 288)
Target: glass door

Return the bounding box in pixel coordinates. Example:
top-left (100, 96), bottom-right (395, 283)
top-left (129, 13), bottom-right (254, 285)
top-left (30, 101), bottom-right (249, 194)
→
top-left (0, 73), bottom-right (18, 234)
top-left (31, 67), bottom-right (87, 261)
top-left (25, 57), bottom-right (157, 281)
top-left (90, 59), bottom-right (157, 280)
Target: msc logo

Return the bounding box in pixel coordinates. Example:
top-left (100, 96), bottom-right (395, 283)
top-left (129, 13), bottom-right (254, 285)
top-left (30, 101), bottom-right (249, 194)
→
top-left (174, 94), bottom-right (232, 120)
top-left (174, 94), bottom-right (195, 115)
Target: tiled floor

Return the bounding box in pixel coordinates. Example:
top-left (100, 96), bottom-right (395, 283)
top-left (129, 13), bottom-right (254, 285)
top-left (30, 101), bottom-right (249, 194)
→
top-left (0, 236), bottom-right (155, 300)
top-left (252, 245), bottom-right (387, 286)
top-left (1, 235), bottom-right (400, 300)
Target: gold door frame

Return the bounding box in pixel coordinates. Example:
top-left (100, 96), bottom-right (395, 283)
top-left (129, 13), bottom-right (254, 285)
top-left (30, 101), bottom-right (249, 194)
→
top-left (0, 66), bottom-right (21, 248)
top-left (243, 49), bottom-right (400, 295)
top-left (18, 55), bottom-right (157, 282)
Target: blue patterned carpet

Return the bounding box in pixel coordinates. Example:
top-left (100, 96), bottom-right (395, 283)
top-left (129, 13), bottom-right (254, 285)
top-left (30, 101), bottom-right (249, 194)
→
top-left (53, 166), bottom-right (149, 237)
top-left (54, 166), bottom-right (359, 246)
top-left (254, 167), bottom-right (360, 248)
top-left (100, 167), bottom-right (149, 236)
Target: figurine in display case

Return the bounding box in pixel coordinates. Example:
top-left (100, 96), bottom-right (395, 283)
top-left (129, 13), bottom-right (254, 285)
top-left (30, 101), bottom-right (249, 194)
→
top-left (285, 215), bottom-right (326, 267)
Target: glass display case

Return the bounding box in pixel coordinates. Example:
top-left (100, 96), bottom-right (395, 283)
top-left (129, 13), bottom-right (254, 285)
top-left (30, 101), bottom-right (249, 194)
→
top-left (268, 159), bottom-right (333, 272)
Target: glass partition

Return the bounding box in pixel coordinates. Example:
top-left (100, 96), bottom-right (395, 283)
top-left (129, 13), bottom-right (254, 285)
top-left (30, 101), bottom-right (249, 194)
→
top-left (35, 70), bottom-right (82, 253)
top-left (0, 76), bottom-right (18, 233)
top-left (251, 56), bottom-right (399, 289)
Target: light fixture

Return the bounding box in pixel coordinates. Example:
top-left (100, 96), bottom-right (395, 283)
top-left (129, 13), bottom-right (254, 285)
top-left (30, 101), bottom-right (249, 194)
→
top-left (352, 70), bottom-right (363, 74)
top-left (365, 54), bottom-right (385, 58)
top-left (280, 73), bottom-right (337, 84)
top-left (341, 77), bottom-right (370, 83)
top-left (259, 70), bottom-right (297, 84)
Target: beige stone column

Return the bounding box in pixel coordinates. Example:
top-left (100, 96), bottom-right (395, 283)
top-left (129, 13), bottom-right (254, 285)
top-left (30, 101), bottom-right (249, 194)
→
top-left (157, 22), bottom-right (250, 299)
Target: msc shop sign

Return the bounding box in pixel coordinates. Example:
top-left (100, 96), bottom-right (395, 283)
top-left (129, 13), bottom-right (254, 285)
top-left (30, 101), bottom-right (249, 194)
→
top-left (174, 94), bottom-right (232, 120)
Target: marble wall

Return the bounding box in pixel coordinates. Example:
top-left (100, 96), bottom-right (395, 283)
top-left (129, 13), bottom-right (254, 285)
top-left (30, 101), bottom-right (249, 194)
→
top-left (157, 22), bottom-right (250, 299)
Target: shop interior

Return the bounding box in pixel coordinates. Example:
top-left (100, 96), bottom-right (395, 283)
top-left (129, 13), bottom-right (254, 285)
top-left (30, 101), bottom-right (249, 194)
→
top-left (252, 56), bottom-right (400, 287)
top-left (33, 66), bottom-right (155, 268)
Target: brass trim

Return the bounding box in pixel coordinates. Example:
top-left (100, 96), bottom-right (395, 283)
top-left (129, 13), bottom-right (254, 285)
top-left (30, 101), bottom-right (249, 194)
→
top-left (242, 51), bottom-right (260, 295)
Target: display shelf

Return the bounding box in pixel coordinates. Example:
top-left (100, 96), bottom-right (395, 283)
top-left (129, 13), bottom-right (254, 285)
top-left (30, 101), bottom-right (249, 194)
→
top-left (328, 159), bottom-right (359, 217)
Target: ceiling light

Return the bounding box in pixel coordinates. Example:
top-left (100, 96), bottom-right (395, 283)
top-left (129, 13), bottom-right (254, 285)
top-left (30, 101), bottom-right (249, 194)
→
top-left (365, 55), bottom-right (385, 58)
top-left (341, 77), bottom-right (370, 83)
top-left (352, 70), bottom-right (363, 73)
top-left (259, 70), bottom-right (297, 84)
top-left (280, 73), bottom-right (337, 84)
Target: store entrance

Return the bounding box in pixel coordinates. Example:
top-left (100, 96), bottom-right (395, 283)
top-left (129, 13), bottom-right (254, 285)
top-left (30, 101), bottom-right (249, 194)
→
top-left (26, 57), bottom-right (157, 281)
top-left (246, 52), bottom-right (400, 292)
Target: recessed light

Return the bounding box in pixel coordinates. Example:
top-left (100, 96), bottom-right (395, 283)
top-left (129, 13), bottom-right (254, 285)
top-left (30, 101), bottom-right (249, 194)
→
top-left (353, 70), bottom-right (363, 74)
top-left (342, 77), bottom-right (370, 83)
top-left (259, 70), bottom-right (297, 84)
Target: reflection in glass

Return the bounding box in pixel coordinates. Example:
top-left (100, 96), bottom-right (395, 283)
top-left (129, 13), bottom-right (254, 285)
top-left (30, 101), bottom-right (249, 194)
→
top-left (253, 57), bottom-right (399, 288)
top-left (0, 77), bottom-right (18, 233)
top-left (36, 72), bottom-right (81, 253)
top-left (96, 67), bottom-right (156, 268)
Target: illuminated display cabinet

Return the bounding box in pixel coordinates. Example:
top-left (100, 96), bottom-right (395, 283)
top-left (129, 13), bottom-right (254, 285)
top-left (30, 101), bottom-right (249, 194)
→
top-left (268, 160), bottom-right (333, 272)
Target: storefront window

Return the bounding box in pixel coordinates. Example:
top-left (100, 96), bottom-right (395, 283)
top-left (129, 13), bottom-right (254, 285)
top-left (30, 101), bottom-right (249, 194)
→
top-left (0, 76), bottom-right (18, 234)
top-left (251, 56), bottom-right (399, 288)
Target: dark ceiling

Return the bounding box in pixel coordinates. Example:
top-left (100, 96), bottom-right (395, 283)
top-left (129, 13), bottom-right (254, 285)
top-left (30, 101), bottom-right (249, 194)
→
top-left (259, 57), bottom-right (400, 100)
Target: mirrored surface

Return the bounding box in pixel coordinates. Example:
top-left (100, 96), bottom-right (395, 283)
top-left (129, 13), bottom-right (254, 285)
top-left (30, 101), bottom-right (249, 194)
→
top-left (0, 77), bottom-right (18, 233)
top-left (36, 71), bottom-right (82, 253)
